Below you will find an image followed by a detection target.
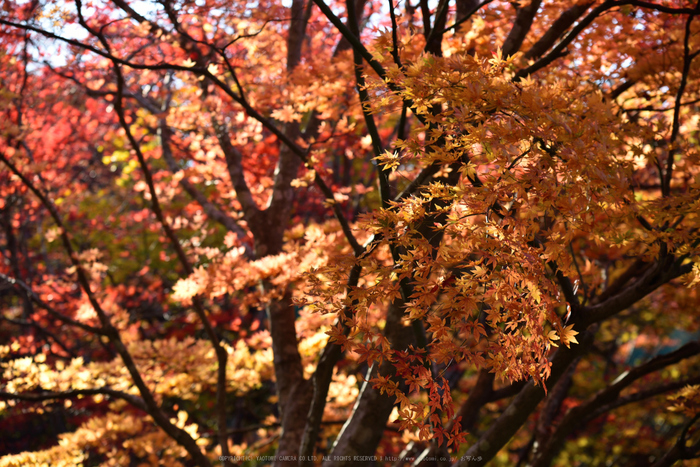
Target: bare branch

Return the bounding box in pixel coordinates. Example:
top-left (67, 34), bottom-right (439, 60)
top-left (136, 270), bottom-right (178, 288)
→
top-left (388, 0), bottom-right (402, 67)
top-left (625, 0), bottom-right (700, 15)
top-left (287, 0), bottom-right (310, 70)
top-left (609, 79), bottom-right (637, 100)
top-left (346, 0), bottom-right (390, 206)
top-left (424, 0), bottom-right (450, 55)
top-left (530, 341), bottom-right (700, 467)
top-left (419, 0), bottom-right (432, 39)
top-left (502, 0), bottom-right (542, 57)
top-left (441, 0), bottom-right (495, 35)
top-left (524, 2), bottom-right (594, 60)
top-left (311, 0), bottom-right (389, 83)
top-left (516, 0), bottom-right (700, 81)
top-left (159, 122), bottom-right (253, 258)
top-left (665, 0), bottom-right (700, 196)
top-left (212, 120), bottom-right (261, 222)
top-left (580, 255), bottom-right (692, 327)
top-left (652, 412), bottom-right (700, 467)
top-left (332, 0), bottom-right (369, 56)
top-left (591, 258), bottom-right (649, 305)
top-left (514, 0), bottom-right (617, 81)
top-left (532, 357), bottom-right (581, 463)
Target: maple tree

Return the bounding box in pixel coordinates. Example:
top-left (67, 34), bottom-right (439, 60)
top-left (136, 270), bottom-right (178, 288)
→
top-left (1, 0), bottom-right (700, 465)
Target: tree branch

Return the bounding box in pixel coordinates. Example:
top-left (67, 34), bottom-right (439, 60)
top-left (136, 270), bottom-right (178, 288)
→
top-left (388, 0), bottom-right (402, 68)
top-left (609, 79), bottom-right (637, 100)
top-left (456, 326), bottom-right (598, 467)
top-left (502, 0), bottom-right (542, 57)
top-left (414, 369), bottom-right (495, 466)
top-left (524, 2), bottom-right (594, 60)
top-left (109, 59), bottom-right (231, 466)
top-left (346, 0), bottom-right (390, 207)
top-left (424, 0), bottom-right (450, 55)
top-left (419, 0), bottom-right (432, 39)
top-left (580, 255), bottom-right (692, 327)
top-left (664, 0), bottom-right (700, 197)
top-left (159, 121), bottom-right (253, 258)
top-left (0, 388), bottom-right (147, 411)
top-left (533, 356), bottom-right (580, 454)
top-left (590, 258), bottom-right (649, 306)
top-left (311, 0), bottom-right (389, 84)
top-left (299, 262), bottom-right (363, 464)
top-left (530, 341), bottom-right (700, 467)
top-left (72, 5), bottom-right (228, 460)
top-left (441, 0), bottom-right (495, 35)
top-left (514, 0), bottom-right (617, 81)
top-left (0, 314), bottom-right (77, 359)
top-left (515, 0), bottom-right (700, 81)
top-left (0, 150), bottom-right (211, 467)
top-left (459, 248), bottom-right (696, 466)
top-left (212, 119), bottom-right (261, 222)
top-left (651, 412), bottom-right (700, 467)
top-left (326, 300), bottom-right (415, 465)
top-left (0, 272), bottom-right (105, 335)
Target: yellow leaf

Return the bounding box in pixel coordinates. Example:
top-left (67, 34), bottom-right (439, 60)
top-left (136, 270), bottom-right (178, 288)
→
top-left (207, 63), bottom-right (220, 75)
top-left (560, 324), bottom-right (579, 348)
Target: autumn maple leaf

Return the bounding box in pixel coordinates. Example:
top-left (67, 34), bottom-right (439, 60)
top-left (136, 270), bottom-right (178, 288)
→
top-left (560, 324), bottom-right (580, 348)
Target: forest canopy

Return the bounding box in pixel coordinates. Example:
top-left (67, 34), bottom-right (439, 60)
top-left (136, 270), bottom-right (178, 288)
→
top-left (1, 0), bottom-right (700, 465)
